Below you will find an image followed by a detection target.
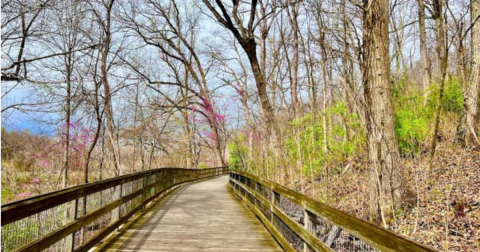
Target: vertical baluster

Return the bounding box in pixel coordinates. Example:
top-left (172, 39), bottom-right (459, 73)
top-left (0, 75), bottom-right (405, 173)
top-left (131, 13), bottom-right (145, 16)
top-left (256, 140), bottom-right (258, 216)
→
top-left (154, 173), bottom-right (158, 195)
top-left (62, 200), bottom-right (75, 251)
top-left (117, 183), bottom-right (123, 224)
top-left (151, 174), bottom-right (155, 196)
top-left (236, 175), bottom-right (240, 191)
top-left (254, 182), bottom-right (259, 208)
top-left (161, 171), bottom-right (165, 191)
top-left (303, 209), bottom-right (317, 252)
top-left (70, 198), bottom-right (80, 251)
top-left (242, 177), bottom-right (247, 197)
top-left (141, 175), bottom-right (147, 211)
top-left (271, 190), bottom-right (279, 223)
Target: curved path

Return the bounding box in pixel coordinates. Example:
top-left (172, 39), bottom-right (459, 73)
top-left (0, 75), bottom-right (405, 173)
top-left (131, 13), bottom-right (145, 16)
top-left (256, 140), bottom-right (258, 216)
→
top-left (94, 175), bottom-right (282, 252)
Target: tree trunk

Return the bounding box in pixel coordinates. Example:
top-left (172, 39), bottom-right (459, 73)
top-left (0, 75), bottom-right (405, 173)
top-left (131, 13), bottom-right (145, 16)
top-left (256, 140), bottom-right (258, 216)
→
top-left (342, 0), bottom-right (355, 116)
top-left (287, 1), bottom-right (301, 116)
top-left (102, 0), bottom-right (121, 176)
top-left (319, 32), bottom-right (329, 154)
top-left (243, 40), bottom-right (281, 149)
top-left (362, 0), bottom-right (403, 225)
top-left (417, 0), bottom-right (431, 98)
top-left (84, 76), bottom-right (102, 184)
top-left (63, 59), bottom-right (72, 189)
top-left (465, 0), bottom-right (480, 145)
top-left (61, 51), bottom-right (73, 252)
top-left (182, 66), bottom-right (194, 168)
top-left (428, 0), bottom-right (449, 176)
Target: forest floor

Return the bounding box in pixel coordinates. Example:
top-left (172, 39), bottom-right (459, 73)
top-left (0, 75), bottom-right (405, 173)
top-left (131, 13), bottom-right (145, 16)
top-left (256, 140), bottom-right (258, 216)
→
top-left (319, 143), bottom-right (480, 251)
top-left (406, 145), bottom-right (480, 251)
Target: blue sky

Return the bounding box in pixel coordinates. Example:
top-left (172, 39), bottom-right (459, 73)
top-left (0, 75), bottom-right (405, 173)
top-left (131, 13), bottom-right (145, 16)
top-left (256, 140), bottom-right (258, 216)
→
top-left (1, 81), bottom-right (58, 134)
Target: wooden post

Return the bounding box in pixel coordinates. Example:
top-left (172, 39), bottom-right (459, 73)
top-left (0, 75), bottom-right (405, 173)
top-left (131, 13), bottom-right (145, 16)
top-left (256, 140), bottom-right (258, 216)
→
top-left (163, 172), bottom-right (167, 192)
top-left (141, 175), bottom-right (147, 211)
top-left (153, 174), bottom-right (158, 195)
top-left (242, 177), bottom-right (247, 197)
top-left (109, 182), bottom-right (122, 231)
top-left (254, 182), bottom-right (259, 207)
top-left (70, 198), bottom-right (80, 251)
top-left (172, 171), bottom-right (175, 186)
top-left (119, 183), bottom-right (123, 219)
top-left (303, 209), bottom-right (317, 252)
top-left (118, 183), bottom-right (123, 217)
top-left (61, 200), bottom-right (74, 251)
top-left (271, 190), bottom-right (280, 223)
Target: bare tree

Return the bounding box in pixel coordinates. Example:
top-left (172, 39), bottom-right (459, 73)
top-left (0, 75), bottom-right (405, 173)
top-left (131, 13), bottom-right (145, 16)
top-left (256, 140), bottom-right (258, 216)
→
top-left (201, 0), bottom-right (281, 148)
top-left (1, 0), bottom-right (51, 81)
top-left (88, 0), bottom-right (122, 175)
top-left (122, 0), bottom-right (226, 165)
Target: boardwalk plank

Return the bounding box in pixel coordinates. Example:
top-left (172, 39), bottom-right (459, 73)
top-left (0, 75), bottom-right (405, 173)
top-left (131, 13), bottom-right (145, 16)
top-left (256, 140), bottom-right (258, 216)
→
top-left (94, 176), bottom-right (283, 252)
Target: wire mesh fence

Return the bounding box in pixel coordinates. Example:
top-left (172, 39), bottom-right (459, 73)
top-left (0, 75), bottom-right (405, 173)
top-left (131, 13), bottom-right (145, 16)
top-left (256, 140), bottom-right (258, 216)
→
top-left (1, 167), bottom-right (229, 252)
top-left (229, 172), bottom-right (433, 252)
top-left (1, 199), bottom-right (76, 252)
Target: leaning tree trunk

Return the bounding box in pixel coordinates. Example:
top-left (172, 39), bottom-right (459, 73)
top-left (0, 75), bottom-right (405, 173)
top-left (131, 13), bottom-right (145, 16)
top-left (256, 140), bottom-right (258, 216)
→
top-left (362, 0), bottom-right (403, 226)
top-left (246, 43), bottom-right (279, 139)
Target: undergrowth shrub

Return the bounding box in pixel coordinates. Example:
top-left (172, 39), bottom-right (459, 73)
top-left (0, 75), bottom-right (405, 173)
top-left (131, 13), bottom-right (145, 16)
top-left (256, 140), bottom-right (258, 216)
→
top-left (228, 134), bottom-right (247, 171)
top-left (393, 76), bottom-right (464, 156)
top-left (426, 77), bottom-right (464, 113)
top-left (287, 101), bottom-right (365, 177)
top-left (326, 101), bottom-right (365, 164)
top-left (393, 90), bottom-right (430, 156)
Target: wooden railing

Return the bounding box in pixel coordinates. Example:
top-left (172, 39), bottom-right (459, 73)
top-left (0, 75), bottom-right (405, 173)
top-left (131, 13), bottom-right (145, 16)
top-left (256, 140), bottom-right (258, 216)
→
top-left (1, 167), bottom-right (228, 252)
top-left (229, 171), bottom-right (439, 252)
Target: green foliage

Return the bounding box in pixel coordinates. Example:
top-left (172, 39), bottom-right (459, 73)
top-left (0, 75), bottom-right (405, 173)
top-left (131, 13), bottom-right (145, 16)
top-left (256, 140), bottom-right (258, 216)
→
top-left (392, 76), bottom-right (464, 156)
top-left (198, 162), bottom-right (208, 169)
top-left (393, 90), bottom-right (430, 156)
top-left (426, 77), bottom-right (464, 113)
top-left (442, 78), bottom-right (464, 113)
top-left (287, 113), bottom-right (325, 175)
top-left (395, 108), bottom-right (429, 155)
top-left (1, 188), bottom-right (14, 203)
top-left (326, 101), bottom-right (365, 161)
top-left (228, 135), bottom-right (247, 171)
top-left (287, 101), bottom-right (365, 176)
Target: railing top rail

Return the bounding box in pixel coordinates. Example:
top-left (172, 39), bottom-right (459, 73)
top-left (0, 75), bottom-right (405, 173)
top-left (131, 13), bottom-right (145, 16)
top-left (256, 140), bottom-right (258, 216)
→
top-left (2, 166), bottom-right (228, 252)
top-left (2, 166), bottom-right (227, 225)
top-left (230, 170), bottom-right (439, 252)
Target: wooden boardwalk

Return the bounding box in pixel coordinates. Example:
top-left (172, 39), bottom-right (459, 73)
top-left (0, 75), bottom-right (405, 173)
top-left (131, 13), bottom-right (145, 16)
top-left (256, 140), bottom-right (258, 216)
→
top-left (94, 175), bottom-right (283, 252)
